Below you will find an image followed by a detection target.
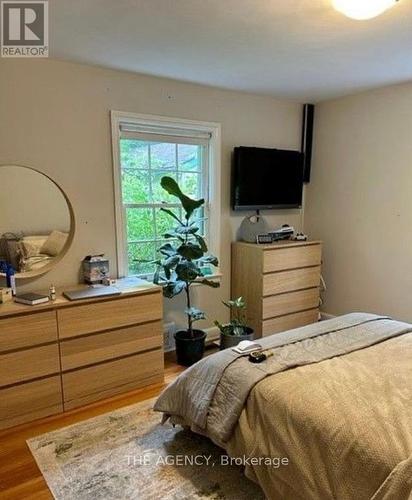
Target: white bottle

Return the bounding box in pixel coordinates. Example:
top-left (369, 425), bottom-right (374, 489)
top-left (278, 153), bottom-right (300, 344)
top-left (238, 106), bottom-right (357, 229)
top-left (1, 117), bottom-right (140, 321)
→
top-left (49, 284), bottom-right (56, 301)
top-left (9, 274), bottom-right (16, 296)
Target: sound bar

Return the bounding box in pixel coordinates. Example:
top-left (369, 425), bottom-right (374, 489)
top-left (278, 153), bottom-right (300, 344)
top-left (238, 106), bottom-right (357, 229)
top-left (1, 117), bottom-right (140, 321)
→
top-left (301, 103), bottom-right (315, 183)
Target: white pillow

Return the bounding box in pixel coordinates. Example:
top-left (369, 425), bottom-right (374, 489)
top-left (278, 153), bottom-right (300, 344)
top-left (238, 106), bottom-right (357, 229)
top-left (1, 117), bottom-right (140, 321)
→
top-left (41, 231), bottom-right (68, 257)
top-left (22, 236), bottom-right (47, 257)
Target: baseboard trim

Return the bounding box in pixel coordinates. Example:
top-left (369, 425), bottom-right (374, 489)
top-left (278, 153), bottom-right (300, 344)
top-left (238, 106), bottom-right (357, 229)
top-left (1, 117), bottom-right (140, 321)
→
top-left (205, 325), bottom-right (220, 343)
top-left (164, 325), bottom-right (220, 352)
top-left (320, 312), bottom-right (336, 320)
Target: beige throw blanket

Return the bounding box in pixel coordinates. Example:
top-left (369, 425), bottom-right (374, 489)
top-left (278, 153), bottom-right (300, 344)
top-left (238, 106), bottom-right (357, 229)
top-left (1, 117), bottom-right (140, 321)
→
top-left (155, 314), bottom-right (412, 499)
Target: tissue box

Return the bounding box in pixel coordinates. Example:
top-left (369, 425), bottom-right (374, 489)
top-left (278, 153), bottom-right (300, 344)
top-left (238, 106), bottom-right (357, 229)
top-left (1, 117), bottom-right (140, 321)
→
top-left (82, 255), bottom-right (110, 284)
top-left (0, 287), bottom-right (13, 304)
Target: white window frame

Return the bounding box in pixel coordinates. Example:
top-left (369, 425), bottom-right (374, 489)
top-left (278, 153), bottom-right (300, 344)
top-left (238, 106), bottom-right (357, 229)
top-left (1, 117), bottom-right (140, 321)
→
top-left (111, 110), bottom-right (221, 278)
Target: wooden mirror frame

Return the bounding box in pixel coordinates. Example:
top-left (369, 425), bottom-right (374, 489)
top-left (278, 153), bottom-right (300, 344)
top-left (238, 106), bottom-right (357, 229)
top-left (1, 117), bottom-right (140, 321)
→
top-left (0, 164), bottom-right (76, 280)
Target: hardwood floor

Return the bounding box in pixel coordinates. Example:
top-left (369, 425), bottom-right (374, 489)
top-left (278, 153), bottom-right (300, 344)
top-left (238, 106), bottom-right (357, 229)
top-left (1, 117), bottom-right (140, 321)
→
top-left (0, 352), bottom-right (188, 499)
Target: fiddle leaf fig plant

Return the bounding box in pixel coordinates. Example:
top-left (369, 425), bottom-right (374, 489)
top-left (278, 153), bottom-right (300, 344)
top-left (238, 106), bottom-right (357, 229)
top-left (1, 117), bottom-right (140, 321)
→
top-left (152, 176), bottom-right (220, 337)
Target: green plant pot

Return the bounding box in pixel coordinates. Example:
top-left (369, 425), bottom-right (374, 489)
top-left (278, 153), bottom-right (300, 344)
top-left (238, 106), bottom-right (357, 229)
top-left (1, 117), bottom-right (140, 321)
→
top-left (220, 326), bottom-right (255, 350)
top-left (174, 329), bottom-right (207, 366)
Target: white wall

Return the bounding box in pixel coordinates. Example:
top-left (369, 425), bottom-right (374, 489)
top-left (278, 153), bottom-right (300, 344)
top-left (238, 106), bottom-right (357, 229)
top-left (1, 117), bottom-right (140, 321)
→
top-left (0, 165), bottom-right (70, 235)
top-left (0, 58), bottom-right (303, 329)
top-left (305, 83), bottom-right (412, 323)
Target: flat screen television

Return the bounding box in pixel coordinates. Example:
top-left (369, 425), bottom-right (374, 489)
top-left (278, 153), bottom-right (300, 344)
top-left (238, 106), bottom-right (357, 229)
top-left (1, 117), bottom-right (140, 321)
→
top-left (232, 146), bottom-right (304, 210)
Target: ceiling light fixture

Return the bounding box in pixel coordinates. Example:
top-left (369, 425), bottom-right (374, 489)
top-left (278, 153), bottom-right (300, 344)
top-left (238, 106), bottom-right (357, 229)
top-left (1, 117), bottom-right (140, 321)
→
top-left (332, 0), bottom-right (399, 20)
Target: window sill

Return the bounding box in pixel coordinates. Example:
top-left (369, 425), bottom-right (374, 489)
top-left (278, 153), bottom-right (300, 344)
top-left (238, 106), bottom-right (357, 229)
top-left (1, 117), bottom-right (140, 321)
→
top-left (192, 270), bottom-right (222, 286)
top-left (133, 270), bottom-right (222, 286)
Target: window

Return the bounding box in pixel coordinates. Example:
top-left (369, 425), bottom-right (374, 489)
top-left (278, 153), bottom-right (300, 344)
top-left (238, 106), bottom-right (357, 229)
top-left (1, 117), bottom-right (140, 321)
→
top-left (111, 112), bottom-right (221, 278)
top-left (119, 138), bottom-right (207, 276)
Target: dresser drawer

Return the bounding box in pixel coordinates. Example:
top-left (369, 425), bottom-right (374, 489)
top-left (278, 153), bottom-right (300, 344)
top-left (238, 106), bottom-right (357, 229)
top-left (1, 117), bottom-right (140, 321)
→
top-left (0, 376), bottom-right (63, 430)
top-left (58, 291), bottom-right (162, 338)
top-left (263, 244), bottom-right (321, 273)
top-left (263, 266), bottom-right (321, 296)
top-left (262, 309), bottom-right (319, 336)
top-left (0, 311), bottom-right (57, 353)
top-left (63, 349), bottom-right (164, 410)
top-left (60, 321), bottom-right (163, 371)
top-left (0, 344), bottom-right (60, 387)
top-left (262, 288), bottom-right (320, 319)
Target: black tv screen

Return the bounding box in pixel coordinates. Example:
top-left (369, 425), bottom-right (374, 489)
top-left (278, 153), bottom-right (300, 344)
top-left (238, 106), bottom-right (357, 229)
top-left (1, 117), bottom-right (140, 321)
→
top-left (232, 147), bottom-right (304, 210)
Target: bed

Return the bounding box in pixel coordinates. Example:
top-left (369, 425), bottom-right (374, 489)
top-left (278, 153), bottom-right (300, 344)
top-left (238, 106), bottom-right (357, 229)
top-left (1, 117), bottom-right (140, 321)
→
top-left (0, 231), bottom-right (67, 272)
top-left (154, 313), bottom-right (412, 500)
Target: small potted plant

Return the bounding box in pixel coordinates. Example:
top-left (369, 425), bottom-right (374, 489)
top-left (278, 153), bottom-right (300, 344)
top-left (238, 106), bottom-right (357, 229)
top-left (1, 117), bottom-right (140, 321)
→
top-left (214, 297), bottom-right (255, 350)
top-left (151, 176), bottom-right (220, 366)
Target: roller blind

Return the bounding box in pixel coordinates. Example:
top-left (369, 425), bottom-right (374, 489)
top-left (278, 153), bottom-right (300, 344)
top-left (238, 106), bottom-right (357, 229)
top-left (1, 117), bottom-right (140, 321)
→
top-left (120, 122), bottom-right (212, 144)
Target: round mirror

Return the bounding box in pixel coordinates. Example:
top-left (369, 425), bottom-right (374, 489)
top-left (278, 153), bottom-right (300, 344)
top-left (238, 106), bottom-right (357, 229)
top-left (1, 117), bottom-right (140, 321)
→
top-left (0, 164), bottom-right (75, 279)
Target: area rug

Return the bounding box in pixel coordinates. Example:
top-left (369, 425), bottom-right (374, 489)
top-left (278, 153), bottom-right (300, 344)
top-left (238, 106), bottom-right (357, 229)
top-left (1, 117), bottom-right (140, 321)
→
top-left (28, 398), bottom-right (264, 499)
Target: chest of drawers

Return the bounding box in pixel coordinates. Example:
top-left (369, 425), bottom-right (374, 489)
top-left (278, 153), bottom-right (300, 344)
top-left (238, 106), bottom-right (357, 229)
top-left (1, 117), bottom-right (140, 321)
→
top-left (0, 285), bottom-right (163, 430)
top-left (232, 241), bottom-right (322, 337)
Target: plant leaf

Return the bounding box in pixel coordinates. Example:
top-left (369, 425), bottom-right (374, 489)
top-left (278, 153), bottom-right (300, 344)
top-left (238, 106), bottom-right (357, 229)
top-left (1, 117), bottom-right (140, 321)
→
top-left (175, 225), bottom-right (199, 235)
top-left (160, 176), bottom-right (204, 219)
top-left (223, 297), bottom-right (245, 309)
top-left (163, 280), bottom-right (186, 298)
top-left (158, 243), bottom-right (178, 257)
top-left (163, 231), bottom-right (184, 241)
top-left (163, 255), bottom-right (180, 268)
top-left (199, 278), bottom-right (220, 288)
top-left (214, 321), bottom-right (235, 335)
top-left (175, 262), bottom-right (201, 281)
top-left (185, 307), bottom-right (206, 322)
top-left (197, 254), bottom-right (218, 267)
top-left (160, 207), bottom-right (183, 225)
top-left (177, 242), bottom-right (204, 260)
top-left (194, 234), bottom-right (208, 252)
top-left (214, 320), bottom-right (223, 333)
top-left (235, 297), bottom-right (246, 308)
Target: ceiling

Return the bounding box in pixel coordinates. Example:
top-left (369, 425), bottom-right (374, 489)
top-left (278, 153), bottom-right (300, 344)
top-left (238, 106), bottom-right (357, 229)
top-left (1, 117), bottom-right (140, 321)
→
top-left (50, 0), bottom-right (412, 102)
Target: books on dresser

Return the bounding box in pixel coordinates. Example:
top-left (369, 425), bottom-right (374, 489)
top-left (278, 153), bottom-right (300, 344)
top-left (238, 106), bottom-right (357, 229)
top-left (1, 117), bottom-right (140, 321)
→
top-left (14, 293), bottom-right (50, 305)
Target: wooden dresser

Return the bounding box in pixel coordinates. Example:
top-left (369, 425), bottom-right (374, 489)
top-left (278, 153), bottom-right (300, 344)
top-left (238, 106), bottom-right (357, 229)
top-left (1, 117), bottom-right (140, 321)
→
top-left (232, 240), bottom-right (322, 337)
top-left (0, 283), bottom-right (163, 430)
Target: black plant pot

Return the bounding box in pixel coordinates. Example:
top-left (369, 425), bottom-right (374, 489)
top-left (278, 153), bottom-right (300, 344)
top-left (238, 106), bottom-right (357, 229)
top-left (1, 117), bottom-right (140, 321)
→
top-left (220, 326), bottom-right (255, 350)
top-left (174, 329), bottom-right (207, 367)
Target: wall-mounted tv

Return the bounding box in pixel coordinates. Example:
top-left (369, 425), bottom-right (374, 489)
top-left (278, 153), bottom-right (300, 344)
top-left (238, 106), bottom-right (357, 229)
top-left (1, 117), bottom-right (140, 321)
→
top-left (232, 146), bottom-right (304, 210)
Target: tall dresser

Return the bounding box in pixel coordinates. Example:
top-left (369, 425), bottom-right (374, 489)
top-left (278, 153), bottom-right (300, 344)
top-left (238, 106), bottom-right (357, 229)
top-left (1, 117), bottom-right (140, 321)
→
top-left (232, 240), bottom-right (322, 337)
top-left (0, 283), bottom-right (163, 430)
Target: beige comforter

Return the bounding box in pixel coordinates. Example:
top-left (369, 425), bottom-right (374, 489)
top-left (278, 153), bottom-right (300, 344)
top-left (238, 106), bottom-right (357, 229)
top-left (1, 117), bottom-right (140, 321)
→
top-left (155, 314), bottom-right (412, 499)
top-left (226, 331), bottom-right (412, 499)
